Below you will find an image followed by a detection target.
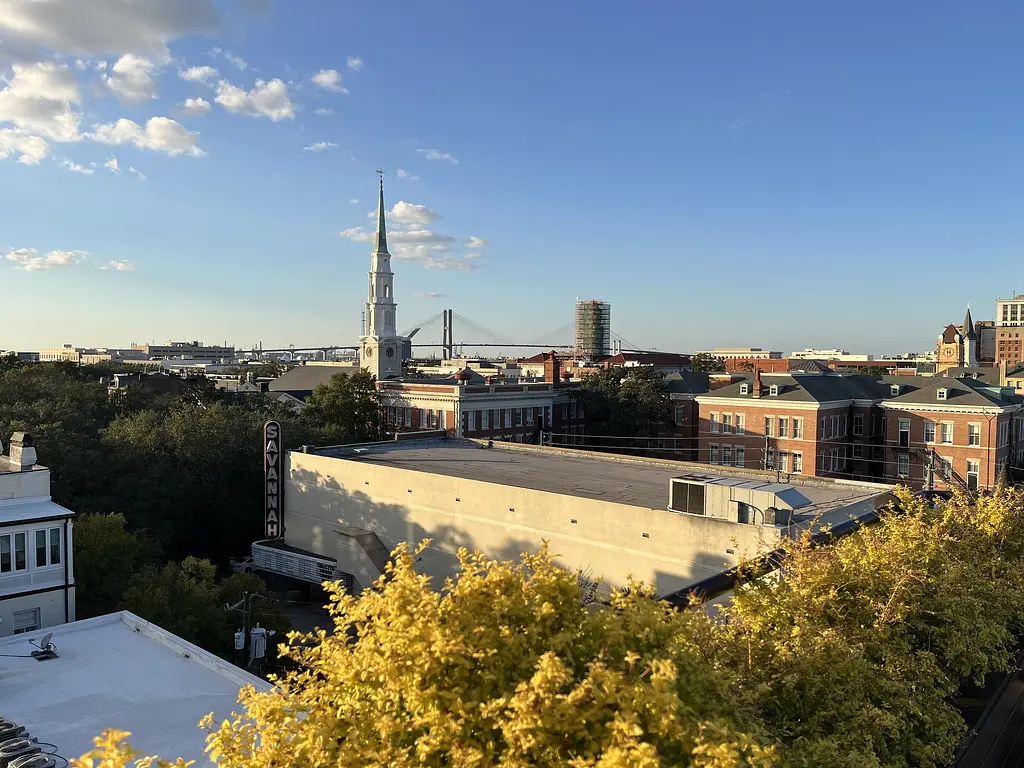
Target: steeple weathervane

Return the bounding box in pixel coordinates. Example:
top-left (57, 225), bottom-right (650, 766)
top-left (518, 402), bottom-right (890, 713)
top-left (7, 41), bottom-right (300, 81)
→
top-left (374, 169), bottom-right (388, 255)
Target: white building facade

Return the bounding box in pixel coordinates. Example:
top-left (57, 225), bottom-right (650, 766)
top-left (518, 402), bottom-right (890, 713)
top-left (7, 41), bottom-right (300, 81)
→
top-left (0, 433), bottom-right (75, 637)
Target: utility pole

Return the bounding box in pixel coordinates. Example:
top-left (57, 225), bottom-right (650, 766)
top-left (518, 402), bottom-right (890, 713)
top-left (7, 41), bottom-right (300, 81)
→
top-left (225, 591), bottom-right (274, 671)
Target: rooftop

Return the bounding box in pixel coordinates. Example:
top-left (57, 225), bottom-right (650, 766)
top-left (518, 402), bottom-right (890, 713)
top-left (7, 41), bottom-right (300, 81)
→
top-left (0, 612), bottom-right (270, 764)
top-left (315, 438), bottom-right (885, 523)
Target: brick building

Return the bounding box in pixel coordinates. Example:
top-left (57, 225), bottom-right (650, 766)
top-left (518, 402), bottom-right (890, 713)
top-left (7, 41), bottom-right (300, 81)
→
top-left (996, 296), bottom-right (1024, 366)
top-left (695, 370), bottom-right (1023, 491)
top-left (882, 377), bottom-right (1021, 491)
top-left (696, 371), bottom-right (888, 481)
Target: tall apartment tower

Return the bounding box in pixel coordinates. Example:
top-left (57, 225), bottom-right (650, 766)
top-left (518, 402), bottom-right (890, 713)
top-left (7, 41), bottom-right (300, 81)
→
top-left (574, 299), bottom-right (612, 361)
top-left (359, 176), bottom-right (402, 380)
top-left (996, 296), bottom-right (1024, 365)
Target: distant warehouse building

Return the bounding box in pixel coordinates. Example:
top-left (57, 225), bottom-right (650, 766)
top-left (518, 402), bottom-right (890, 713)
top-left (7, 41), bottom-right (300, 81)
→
top-left (252, 438), bottom-right (889, 598)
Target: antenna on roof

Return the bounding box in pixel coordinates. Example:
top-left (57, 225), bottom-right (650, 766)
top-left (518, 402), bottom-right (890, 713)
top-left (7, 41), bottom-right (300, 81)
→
top-left (29, 632), bottom-right (57, 660)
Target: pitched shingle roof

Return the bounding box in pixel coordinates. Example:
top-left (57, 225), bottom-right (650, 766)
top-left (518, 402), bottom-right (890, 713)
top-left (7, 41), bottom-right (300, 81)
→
top-left (664, 371), bottom-right (709, 395)
top-left (880, 376), bottom-right (1020, 407)
top-left (699, 373), bottom-right (888, 403)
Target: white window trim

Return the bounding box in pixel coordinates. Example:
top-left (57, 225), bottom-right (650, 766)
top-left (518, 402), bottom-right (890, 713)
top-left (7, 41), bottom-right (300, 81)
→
top-left (968, 422), bottom-right (982, 447)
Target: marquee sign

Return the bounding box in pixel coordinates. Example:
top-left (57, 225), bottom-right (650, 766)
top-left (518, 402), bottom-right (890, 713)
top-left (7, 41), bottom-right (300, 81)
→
top-left (264, 421), bottom-right (283, 540)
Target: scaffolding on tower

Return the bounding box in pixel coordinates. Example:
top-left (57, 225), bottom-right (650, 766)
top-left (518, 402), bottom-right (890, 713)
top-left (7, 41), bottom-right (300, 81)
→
top-left (574, 299), bottom-right (612, 361)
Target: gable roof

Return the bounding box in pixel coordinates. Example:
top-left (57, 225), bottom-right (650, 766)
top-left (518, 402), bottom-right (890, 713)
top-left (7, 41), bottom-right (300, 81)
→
top-left (880, 376), bottom-right (1020, 408)
top-left (940, 324), bottom-right (961, 344)
top-left (269, 365), bottom-right (352, 398)
top-left (699, 373), bottom-right (889, 403)
top-left (664, 370), bottom-right (709, 395)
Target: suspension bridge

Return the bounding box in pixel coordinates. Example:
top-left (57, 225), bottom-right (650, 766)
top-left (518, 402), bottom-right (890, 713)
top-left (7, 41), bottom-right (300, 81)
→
top-left (247, 310), bottom-right (647, 360)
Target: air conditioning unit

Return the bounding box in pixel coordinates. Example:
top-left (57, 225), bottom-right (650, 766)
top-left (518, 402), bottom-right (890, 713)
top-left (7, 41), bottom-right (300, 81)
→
top-left (0, 737), bottom-right (40, 768)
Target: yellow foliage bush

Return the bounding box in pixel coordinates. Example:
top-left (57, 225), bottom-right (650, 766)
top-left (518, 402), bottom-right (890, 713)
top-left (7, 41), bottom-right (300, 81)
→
top-left (75, 487), bottom-right (1024, 768)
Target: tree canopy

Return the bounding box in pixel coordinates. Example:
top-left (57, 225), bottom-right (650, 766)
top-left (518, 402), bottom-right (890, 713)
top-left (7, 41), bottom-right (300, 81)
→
top-left (689, 353), bottom-right (727, 373)
top-left (74, 487), bottom-right (1024, 767)
top-left (301, 370), bottom-right (382, 444)
top-left (572, 366), bottom-right (672, 447)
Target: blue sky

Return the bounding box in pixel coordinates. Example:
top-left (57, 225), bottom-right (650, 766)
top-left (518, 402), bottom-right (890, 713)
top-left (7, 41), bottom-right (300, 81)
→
top-left (2, 1), bottom-right (1024, 355)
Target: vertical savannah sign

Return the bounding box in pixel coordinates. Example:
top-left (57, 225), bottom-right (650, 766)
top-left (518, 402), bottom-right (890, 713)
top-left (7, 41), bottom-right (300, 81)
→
top-left (264, 421), bottom-right (283, 540)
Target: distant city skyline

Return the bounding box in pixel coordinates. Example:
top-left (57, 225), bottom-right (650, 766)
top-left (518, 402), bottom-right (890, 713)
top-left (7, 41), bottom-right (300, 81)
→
top-left (4, 2), bottom-right (1024, 354)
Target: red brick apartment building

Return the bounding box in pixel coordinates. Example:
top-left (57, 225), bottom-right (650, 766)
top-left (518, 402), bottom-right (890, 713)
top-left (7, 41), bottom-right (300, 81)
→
top-left (380, 353), bottom-right (586, 444)
top-left (695, 371), bottom-right (1024, 490)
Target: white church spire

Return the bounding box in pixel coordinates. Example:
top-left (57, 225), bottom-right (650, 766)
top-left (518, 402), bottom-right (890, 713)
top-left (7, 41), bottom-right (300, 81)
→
top-left (360, 171), bottom-right (401, 380)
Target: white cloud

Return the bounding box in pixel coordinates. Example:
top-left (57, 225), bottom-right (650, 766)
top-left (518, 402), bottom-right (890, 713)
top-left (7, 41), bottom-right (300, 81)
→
top-left (416, 291), bottom-right (445, 298)
top-left (396, 168), bottom-right (420, 182)
top-left (313, 107), bottom-right (333, 116)
top-left (0, 0), bottom-right (222, 62)
top-left (311, 69), bottom-right (346, 93)
top-left (102, 54), bottom-right (157, 104)
top-left (417, 148), bottom-right (458, 164)
top-left (90, 117), bottom-right (204, 156)
top-left (386, 201), bottom-right (438, 225)
top-left (104, 156), bottom-right (120, 173)
top-left (94, 61), bottom-right (108, 71)
top-left (0, 61), bottom-right (82, 142)
top-left (179, 65), bottom-right (218, 83)
top-left (182, 96), bottom-right (211, 116)
top-left (346, 56), bottom-right (363, 71)
top-left (128, 166), bottom-right (146, 181)
top-left (4, 247), bottom-right (87, 271)
top-left (302, 141), bottom-right (336, 152)
top-left (466, 236), bottom-right (489, 248)
top-left (215, 79), bottom-right (294, 121)
top-left (0, 129), bottom-right (49, 164)
top-left (348, 198), bottom-right (360, 204)
top-left (74, 59), bottom-right (88, 71)
top-left (60, 158), bottom-right (93, 174)
top-left (101, 259), bottom-right (135, 270)
top-left (209, 47), bottom-right (247, 71)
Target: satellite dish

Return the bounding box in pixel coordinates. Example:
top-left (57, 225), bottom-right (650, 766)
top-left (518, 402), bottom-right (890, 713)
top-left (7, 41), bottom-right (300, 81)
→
top-left (39, 633), bottom-right (52, 650)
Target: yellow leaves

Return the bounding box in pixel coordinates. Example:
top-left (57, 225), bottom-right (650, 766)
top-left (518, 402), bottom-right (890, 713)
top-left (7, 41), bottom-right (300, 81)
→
top-left (71, 731), bottom-right (193, 768)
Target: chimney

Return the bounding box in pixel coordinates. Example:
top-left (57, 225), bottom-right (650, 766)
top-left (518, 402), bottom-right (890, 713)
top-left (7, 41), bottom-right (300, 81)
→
top-left (1000, 359), bottom-right (1009, 385)
top-left (752, 367), bottom-right (762, 399)
top-left (8, 433), bottom-right (37, 471)
top-left (544, 352), bottom-right (561, 384)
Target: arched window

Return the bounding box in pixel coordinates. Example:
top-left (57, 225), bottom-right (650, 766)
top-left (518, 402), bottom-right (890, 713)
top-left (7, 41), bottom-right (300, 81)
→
top-left (384, 284), bottom-right (391, 299)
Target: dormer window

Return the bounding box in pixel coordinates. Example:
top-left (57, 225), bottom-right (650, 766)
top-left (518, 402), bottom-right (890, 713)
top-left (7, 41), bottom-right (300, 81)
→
top-left (937, 388), bottom-right (948, 401)
top-left (739, 383), bottom-right (749, 395)
top-left (890, 385), bottom-right (901, 396)
top-left (769, 384), bottom-right (779, 396)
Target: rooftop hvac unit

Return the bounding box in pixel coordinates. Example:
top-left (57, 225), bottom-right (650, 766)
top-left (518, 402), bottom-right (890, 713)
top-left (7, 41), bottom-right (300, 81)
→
top-left (0, 722), bottom-right (24, 743)
top-left (9, 756), bottom-right (55, 768)
top-left (0, 738), bottom-right (40, 768)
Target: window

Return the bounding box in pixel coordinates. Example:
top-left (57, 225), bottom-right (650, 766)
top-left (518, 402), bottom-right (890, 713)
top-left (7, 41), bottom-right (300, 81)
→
top-left (482, 410), bottom-right (490, 430)
top-left (852, 444), bottom-right (863, 459)
top-left (429, 410), bottom-right (438, 429)
top-left (739, 383), bottom-right (749, 395)
top-left (765, 416), bottom-right (774, 437)
top-left (722, 414), bottom-right (733, 434)
top-left (778, 451), bottom-right (789, 472)
top-left (468, 411), bottom-right (477, 432)
top-left (735, 447), bottom-right (745, 467)
top-left (831, 415), bottom-right (840, 438)
top-left (723, 445), bottom-right (733, 465)
top-left (793, 418), bottom-right (803, 439)
top-left (709, 444), bottom-right (719, 465)
top-left (967, 459), bottom-right (980, 491)
top-left (709, 413), bottom-right (720, 433)
top-left (937, 388), bottom-right (948, 401)
top-left (898, 454), bottom-right (910, 478)
top-left (420, 408), bottom-right (428, 427)
top-left (404, 408), bottom-right (412, 427)
top-left (940, 423), bottom-right (953, 444)
top-left (440, 411), bottom-right (447, 430)
top-left (526, 409), bottom-right (535, 426)
top-left (766, 448), bottom-right (775, 469)
top-left (792, 452), bottom-right (803, 473)
top-left (36, 530), bottom-right (47, 568)
top-left (778, 417), bottom-right (789, 438)
top-left (12, 609), bottom-right (40, 635)
top-left (674, 407), bottom-right (685, 424)
top-left (924, 420), bottom-right (936, 443)
top-left (736, 414), bottom-right (745, 434)
top-left (968, 423), bottom-right (981, 447)
top-left (0, 533), bottom-right (27, 574)
top-left (890, 385), bottom-right (901, 396)
top-left (898, 419), bottom-right (910, 448)
top-left (852, 415), bottom-right (864, 436)
top-left (514, 409), bottom-right (523, 426)
top-left (769, 384), bottom-right (779, 396)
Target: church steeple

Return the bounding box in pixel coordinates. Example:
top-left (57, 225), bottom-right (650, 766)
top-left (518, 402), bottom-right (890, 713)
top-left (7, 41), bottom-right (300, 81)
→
top-left (963, 304), bottom-right (976, 340)
top-left (374, 172), bottom-right (388, 255)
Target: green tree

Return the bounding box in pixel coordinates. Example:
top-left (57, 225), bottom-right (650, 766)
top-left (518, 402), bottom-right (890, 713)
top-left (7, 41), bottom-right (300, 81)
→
top-left (572, 366), bottom-right (672, 447)
top-left (690, 352), bottom-right (727, 373)
top-left (74, 513), bottom-right (161, 619)
top-left (302, 370), bottom-right (382, 444)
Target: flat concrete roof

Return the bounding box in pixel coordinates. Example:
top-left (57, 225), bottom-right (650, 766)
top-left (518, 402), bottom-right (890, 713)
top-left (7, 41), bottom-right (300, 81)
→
top-left (316, 439), bottom-right (886, 521)
top-left (0, 612), bottom-right (271, 764)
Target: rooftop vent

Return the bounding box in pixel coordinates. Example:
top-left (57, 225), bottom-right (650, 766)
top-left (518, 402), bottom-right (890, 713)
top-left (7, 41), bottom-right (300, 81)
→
top-left (0, 737), bottom-right (41, 768)
top-left (0, 721), bottom-right (25, 743)
top-left (10, 754), bottom-right (57, 768)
